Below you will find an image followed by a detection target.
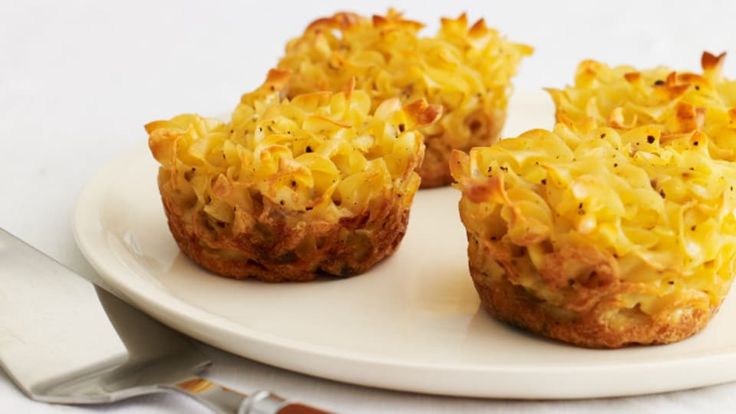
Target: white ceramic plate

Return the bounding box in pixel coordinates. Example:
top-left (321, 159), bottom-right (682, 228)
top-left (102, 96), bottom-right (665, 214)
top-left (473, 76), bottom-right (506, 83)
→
top-left (74, 91), bottom-right (736, 399)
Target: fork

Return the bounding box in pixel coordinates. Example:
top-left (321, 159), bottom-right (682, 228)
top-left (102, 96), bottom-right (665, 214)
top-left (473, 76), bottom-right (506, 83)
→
top-left (0, 228), bottom-right (328, 413)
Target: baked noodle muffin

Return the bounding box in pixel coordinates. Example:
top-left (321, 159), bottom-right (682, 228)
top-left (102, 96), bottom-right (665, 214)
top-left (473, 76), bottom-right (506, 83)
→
top-left (147, 70), bottom-right (442, 282)
top-left (548, 52), bottom-right (736, 160)
top-left (451, 122), bottom-right (736, 348)
top-left (278, 10), bottom-right (532, 187)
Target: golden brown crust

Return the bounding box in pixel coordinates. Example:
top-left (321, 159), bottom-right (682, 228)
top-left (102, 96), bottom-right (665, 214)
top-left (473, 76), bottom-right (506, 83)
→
top-left (466, 232), bottom-right (714, 348)
top-left (306, 12), bottom-right (362, 32)
top-left (701, 51), bottom-right (726, 71)
top-left (160, 178), bottom-right (410, 282)
top-left (419, 108), bottom-right (505, 188)
top-left (403, 99), bottom-right (443, 127)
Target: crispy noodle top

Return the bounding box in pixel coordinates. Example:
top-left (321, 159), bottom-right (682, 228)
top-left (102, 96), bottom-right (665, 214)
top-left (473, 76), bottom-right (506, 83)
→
top-left (148, 70), bottom-right (441, 231)
top-left (549, 52), bottom-right (736, 161)
top-left (452, 123), bottom-right (736, 313)
top-left (279, 10), bottom-right (532, 146)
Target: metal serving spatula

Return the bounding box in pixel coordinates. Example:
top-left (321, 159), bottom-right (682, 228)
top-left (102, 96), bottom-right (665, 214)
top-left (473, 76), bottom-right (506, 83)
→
top-left (0, 228), bottom-right (327, 413)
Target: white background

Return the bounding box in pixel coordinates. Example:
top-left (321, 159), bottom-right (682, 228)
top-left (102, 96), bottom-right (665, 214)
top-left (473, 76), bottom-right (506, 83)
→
top-left (2, 0), bottom-right (736, 412)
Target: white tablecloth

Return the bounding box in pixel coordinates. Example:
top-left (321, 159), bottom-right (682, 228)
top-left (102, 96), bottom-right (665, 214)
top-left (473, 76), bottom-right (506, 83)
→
top-left (2, 0), bottom-right (736, 412)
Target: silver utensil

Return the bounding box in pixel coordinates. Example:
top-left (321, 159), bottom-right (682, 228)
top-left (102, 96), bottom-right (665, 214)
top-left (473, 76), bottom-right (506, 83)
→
top-left (0, 228), bottom-right (328, 413)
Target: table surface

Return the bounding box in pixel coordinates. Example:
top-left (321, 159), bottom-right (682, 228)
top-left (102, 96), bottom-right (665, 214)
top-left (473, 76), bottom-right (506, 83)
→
top-left (2, 0), bottom-right (736, 412)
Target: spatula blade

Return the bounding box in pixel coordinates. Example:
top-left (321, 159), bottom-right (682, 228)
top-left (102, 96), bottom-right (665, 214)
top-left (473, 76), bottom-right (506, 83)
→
top-left (0, 229), bottom-right (127, 397)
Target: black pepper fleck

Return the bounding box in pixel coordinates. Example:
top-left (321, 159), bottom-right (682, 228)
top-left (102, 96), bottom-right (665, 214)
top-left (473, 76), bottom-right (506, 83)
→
top-left (647, 135), bottom-right (655, 144)
top-left (654, 80), bottom-right (665, 86)
top-left (306, 146), bottom-right (313, 153)
top-left (694, 141), bottom-right (699, 146)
